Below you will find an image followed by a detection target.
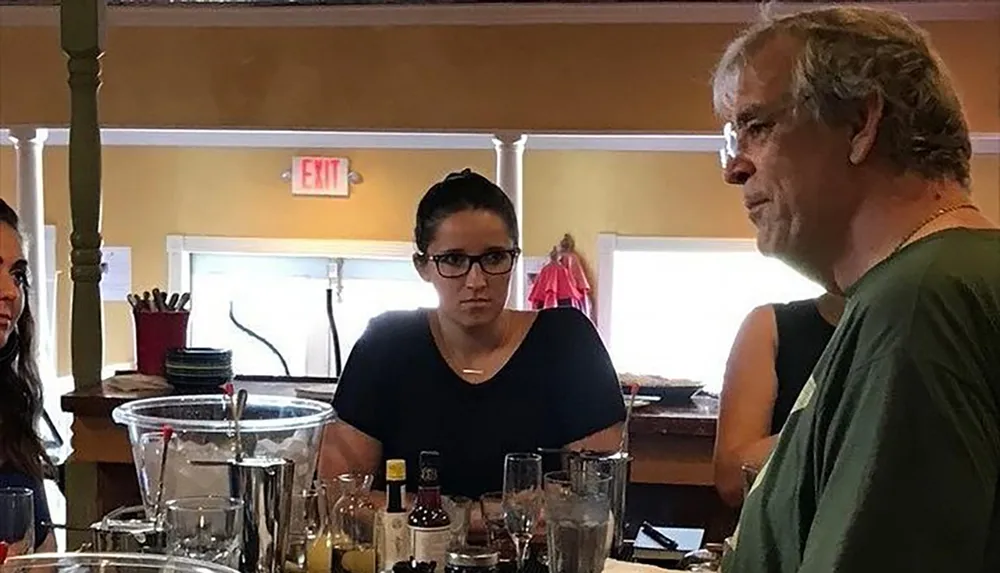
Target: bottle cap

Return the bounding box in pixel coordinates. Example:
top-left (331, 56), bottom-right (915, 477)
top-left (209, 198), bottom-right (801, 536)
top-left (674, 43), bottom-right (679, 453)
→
top-left (386, 458), bottom-right (406, 481)
top-left (419, 451), bottom-right (440, 485)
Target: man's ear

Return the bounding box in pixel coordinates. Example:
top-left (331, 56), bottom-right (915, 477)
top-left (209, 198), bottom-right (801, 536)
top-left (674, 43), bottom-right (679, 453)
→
top-left (848, 92), bottom-right (884, 165)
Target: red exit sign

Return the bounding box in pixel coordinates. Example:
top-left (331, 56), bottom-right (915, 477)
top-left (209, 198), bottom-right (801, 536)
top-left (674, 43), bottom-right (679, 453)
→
top-left (291, 156), bottom-right (350, 197)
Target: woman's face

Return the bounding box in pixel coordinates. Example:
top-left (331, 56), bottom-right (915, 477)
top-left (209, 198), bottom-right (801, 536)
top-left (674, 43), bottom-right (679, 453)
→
top-left (417, 209), bottom-right (516, 329)
top-left (0, 223), bottom-right (26, 348)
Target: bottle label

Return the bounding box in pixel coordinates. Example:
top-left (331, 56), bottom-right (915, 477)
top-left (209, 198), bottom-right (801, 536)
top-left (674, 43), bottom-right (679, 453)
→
top-left (420, 466), bottom-right (438, 484)
top-left (410, 525), bottom-right (451, 569)
top-left (379, 512), bottom-right (411, 572)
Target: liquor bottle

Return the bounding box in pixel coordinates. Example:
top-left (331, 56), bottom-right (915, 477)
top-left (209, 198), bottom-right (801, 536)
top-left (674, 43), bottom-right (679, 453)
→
top-left (377, 459), bottom-right (411, 572)
top-left (407, 451), bottom-right (451, 570)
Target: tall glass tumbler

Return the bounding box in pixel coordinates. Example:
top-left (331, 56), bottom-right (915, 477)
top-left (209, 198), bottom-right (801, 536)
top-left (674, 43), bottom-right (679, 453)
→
top-left (543, 471), bottom-right (612, 573)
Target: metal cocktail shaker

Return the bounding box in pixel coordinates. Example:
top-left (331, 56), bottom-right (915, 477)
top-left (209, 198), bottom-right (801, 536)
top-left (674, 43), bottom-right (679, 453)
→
top-left (226, 457), bottom-right (295, 573)
top-left (89, 505), bottom-right (166, 554)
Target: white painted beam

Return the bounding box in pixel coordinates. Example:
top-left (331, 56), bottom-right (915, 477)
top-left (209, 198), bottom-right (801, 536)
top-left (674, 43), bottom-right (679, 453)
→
top-left (527, 133), bottom-right (727, 153)
top-left (0, 128), bottom-right (496, 150)
top-left (1, 2), bottom-right (997, 28)
top-left (1, 128), bottom-right (997, 155)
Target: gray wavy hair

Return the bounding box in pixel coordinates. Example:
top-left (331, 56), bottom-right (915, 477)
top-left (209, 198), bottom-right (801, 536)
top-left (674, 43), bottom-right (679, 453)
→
top-left (712, 5), bottom-right (972, 188)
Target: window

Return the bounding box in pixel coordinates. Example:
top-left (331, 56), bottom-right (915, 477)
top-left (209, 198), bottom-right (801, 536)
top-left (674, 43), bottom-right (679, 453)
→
top-left (597, 235), bottom-right (823, 394)
top-left (171, 237), bottom-right (438, 377)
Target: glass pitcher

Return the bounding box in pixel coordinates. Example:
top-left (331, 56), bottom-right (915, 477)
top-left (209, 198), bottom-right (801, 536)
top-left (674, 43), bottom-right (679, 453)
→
top-left (326, 473), bottom-right (377, 573)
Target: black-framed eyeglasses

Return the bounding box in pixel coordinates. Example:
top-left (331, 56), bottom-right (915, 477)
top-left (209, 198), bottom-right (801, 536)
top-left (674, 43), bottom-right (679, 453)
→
top-left (424, 248), bottom-right (521, 279)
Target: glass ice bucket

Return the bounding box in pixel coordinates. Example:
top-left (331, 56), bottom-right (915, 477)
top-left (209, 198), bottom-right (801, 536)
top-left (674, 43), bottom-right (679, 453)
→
top-left (112, 394), bottom-right (335, 520)
top-left (0, 552), bottom-right (238, 573)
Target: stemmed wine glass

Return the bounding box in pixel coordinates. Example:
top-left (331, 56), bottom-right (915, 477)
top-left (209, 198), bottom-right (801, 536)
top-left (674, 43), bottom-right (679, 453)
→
top-left (502, 453), bottom-right (543, 572)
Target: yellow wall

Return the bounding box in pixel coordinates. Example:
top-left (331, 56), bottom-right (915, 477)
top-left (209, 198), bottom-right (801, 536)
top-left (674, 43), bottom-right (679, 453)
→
top-left (0, 146), bottom-right (997, 375)
top-left (1, 20), bottom-right (997, 132)
top-left (2, 146), bottom-right (493, 373)
top-left (973, 156), bottom-right (1000, 227)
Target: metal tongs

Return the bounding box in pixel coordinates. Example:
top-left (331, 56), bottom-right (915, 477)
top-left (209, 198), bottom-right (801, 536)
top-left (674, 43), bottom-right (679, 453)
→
top-left (223, 383), bottom-right (248, 462)
top-left (154, 424), bottom-right (174, 521)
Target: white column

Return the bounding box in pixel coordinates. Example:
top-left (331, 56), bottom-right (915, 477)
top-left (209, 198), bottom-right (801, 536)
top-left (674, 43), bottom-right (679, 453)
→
top-left (8, 127), bottom-right (54, 382)
top-left (493, 132), bottom-right (527, 309)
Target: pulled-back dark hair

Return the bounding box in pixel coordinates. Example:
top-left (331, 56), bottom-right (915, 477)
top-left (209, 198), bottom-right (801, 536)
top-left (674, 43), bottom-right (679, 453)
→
top-left (0, 199), bottom-right (44, 479)
top-left (414, 169), bottom-right (519, 255)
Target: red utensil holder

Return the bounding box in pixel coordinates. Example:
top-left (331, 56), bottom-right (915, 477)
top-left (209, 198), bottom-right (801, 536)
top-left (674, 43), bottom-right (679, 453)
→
top-left (134, 311), bottom-right (190, 376)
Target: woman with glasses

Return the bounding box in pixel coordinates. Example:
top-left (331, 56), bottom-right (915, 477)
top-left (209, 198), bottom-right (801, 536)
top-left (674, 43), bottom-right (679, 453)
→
top-left (0, 199), bottom-right (56, 553)
top-left (319, 169), bottom-right (626, 499)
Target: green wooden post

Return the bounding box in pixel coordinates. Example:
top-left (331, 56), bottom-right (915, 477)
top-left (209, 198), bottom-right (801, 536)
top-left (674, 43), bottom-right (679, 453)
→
top-left (61, 0), bottom-right (106, 548)
top-left (61, 0), bottom-right (106, 391)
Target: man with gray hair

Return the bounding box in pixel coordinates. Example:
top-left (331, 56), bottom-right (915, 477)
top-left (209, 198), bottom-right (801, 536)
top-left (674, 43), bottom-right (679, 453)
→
top-left (714, 5), bottom-right (999, 573)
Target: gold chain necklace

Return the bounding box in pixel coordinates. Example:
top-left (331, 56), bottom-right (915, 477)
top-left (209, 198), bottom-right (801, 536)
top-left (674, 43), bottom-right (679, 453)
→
top-left (435, 312), bottom-right (512, 377)
top-left (894, 203), bottom-right (979, 254)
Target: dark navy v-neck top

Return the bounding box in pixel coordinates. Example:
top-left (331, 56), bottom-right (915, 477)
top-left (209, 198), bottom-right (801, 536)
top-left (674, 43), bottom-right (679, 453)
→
top-left (332, 307), bottom-right (626, 498)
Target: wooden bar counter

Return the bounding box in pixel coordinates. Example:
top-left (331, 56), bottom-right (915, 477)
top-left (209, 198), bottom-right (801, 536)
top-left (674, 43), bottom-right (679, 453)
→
top-left (61, 383), bottom-right (718, 477)
top-left (62, 383), bottom-right (731, 539)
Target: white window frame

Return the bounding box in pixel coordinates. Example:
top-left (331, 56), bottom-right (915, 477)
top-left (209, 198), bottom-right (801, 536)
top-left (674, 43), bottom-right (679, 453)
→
top-left (166, 235), bottom-right (419, 294)
top-left (595, 233), bottom-right (774, 343)
top-left (167, 235), bottom-right (548, 293)
top-left (166, 235), bottom-right (547, 376)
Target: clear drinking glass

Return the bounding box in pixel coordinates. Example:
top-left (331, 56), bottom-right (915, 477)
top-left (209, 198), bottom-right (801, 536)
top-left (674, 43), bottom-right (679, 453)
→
top-left (0, 487), bottom-right (35, 557)
top-left (443, 495), bottom-right (473, 548)
top-left (502, 453), bottom-right (543, 572)
top-left (480, 492), bottom-right (516, 563)
top-left (543, 470), bottom-right (612, 573)
top-left (163, 496), bottom-right (244, 569)
top-left (479, 492), bottom-right (506, 548)
top-left (301, 486), bottom-right (326, 541)
top-left (289, 486), bottom-right (327, 572)
top-left (327, 473), bottom-right (376, 573)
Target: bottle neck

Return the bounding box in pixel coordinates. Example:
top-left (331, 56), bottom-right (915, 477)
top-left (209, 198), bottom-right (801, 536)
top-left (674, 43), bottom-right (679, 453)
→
top-left (416, 485), bottom-right (442, 508)
top-left (386, 480), bottom-right (405, 513)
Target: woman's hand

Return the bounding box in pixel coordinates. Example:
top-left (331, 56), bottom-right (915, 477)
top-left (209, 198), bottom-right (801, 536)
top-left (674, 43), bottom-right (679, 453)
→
top-left (39, 532), bottom-right (57, 553)
top-left (529, 506), bottom-right (547, 543)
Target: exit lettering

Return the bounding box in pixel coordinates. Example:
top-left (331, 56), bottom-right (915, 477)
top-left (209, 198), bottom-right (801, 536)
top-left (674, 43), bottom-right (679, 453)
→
top-left (291, 156), bottom-right (350, 197)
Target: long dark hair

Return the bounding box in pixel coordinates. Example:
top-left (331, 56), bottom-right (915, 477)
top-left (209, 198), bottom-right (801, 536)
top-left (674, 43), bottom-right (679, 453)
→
top-left (0, 199), bottom-right (44, 479)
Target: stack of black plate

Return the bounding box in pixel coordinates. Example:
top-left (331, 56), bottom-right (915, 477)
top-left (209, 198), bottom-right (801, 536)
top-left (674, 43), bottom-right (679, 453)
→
top-left (165, 348), bottom-right (233, 394)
